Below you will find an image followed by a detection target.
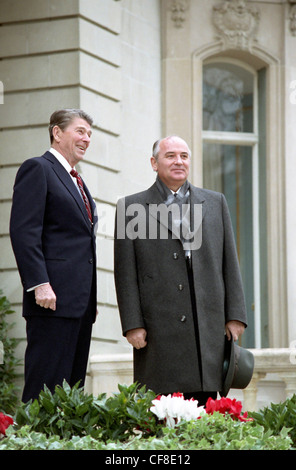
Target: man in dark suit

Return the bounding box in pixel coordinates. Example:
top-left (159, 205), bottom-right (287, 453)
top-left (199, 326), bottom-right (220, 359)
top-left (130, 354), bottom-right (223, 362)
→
top-left (114, 135), bottom-right (247, 405)
top-left (10, 109), bottom-right (97, 402)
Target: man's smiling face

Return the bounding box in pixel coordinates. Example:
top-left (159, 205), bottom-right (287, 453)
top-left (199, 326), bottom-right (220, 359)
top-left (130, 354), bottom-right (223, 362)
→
top-left (52, 117), bottom-right (92, 167)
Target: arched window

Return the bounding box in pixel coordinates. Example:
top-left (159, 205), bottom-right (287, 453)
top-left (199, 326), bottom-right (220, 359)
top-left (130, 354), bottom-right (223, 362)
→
top-left (202, 59), bottom-right (268, 348)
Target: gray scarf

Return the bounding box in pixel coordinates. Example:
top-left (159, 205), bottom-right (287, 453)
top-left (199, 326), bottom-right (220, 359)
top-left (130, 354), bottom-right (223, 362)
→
top-left (155, 176), bottom-right (192, 253)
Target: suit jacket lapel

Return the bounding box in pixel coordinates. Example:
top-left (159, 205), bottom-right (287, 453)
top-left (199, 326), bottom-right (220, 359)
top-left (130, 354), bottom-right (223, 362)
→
top-left (42, 151), bottom-right (94, 230)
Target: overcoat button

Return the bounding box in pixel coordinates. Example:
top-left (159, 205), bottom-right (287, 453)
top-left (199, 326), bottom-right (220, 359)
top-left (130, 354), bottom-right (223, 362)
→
top-left (89, 258), bottom-right (93, 264)
top-left (180, 315), bottom-right (186, 322)
top-left (178, 284), bottom-right (183, 290)
top-left (173, 253), bottom-right (178, 259)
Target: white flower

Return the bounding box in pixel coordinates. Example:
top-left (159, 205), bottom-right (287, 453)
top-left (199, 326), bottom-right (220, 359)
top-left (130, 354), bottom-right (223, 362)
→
top-left (150, 395), bottom-right (168, 420)
top-left (150, 393), bottom-right (205, 428)
top-left (182, 398), bottom-right (205, 421)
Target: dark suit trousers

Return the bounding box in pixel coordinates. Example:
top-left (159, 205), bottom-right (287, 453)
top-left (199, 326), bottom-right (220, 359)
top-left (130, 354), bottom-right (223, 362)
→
top-left (183, 391), bottom-right (217, 406)
top-left (22, 296), bottom-right (94, 403)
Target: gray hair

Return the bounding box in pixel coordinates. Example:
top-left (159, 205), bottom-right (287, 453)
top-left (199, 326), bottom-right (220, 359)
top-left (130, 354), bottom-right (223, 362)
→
top-left (152, 136), bottom-right (191, 160)
top-left (49, 109), bottom-right (93, 143)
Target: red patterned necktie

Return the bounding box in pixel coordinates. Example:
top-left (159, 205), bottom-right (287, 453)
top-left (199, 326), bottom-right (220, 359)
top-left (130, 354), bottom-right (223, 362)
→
top-left (70, 169), bottom-right (93, 223)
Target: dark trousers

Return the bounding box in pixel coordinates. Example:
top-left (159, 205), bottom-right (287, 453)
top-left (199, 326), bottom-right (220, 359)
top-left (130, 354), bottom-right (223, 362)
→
top-left (22, 301), bottom-right (94, 403)
top-left (183, 391), bottom-right (217, 406)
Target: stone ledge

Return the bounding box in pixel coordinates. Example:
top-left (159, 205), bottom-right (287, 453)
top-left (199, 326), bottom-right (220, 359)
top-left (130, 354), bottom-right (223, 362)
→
top-left (89, 353), bottom-right (133, 396)
top-left (90, 353), bottom-right (133, 369)
top-left (242, 348), bottom-right (296, 410)
top-left (250, 348), bottom-right (295, 372)
top-left (88, 349), bottom-right (296, 408)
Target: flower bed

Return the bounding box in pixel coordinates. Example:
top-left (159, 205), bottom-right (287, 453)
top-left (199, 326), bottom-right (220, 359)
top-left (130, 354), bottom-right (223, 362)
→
top-left (0, 382), bottom-right (295, 450)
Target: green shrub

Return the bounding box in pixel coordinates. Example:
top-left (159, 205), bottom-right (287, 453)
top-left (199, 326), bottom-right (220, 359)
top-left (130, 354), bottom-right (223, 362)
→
top-left (249, 394), bottom-right (296, 447)
top-left (94, 382), bottom-right (159, 441)
top-left (120, 413), bottom-right (292, 450)
top-left (2, 376), bottom-right (296, 450)
top-left (0, 290), bottom-right (21, 414)
top-left (0, 382), bottom-right (291, 450)
top-left (14, 381), bottom-right (159, 442)
top-left (1, 410), bottom-right (292, 450)
top-left (15, 381), bottom-right (101, 439)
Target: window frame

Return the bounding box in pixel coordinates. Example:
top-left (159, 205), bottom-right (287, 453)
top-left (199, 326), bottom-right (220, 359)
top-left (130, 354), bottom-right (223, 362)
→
top-left (202, 58), bottom-right (262, 348)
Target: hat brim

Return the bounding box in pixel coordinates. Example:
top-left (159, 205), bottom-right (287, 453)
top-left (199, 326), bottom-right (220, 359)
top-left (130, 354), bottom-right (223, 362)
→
top-left (220, 336), bottom-right (235, 397)
top-left (220, 335), bottom-right (255, 397)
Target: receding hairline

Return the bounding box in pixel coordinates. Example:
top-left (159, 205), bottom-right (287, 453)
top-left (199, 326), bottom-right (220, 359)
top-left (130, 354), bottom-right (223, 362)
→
top-left (152, 136), bottom-right (191, 159)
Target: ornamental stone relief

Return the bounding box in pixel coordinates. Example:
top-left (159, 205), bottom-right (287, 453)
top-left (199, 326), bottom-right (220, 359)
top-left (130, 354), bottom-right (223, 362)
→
top-left (169, 0), bottom-right (189, 28)
top-left (290, 5), bottom-right (296, 37)
top-left (212, 0), bottom-right (260, 50)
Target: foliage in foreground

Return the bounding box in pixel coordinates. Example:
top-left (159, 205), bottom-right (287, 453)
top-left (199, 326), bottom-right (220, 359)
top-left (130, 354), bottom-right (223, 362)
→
top-left (249, 393), bottom-right (296, 447)
top-left (13, 381), bottom-right (158, 442)
top-left (0, 412), bottom-right (292, 451)
top-left (0, 381), bottom-right (296, 450)
top-left (0, 291), bottom-right (21, 414)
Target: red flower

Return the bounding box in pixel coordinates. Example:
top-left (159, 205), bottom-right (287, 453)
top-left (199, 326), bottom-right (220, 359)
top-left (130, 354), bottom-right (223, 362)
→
top-left (172, 392), bottom-right (184, 399)
top-left (0, 412), bottom-right (14, 436)
top-left (205, 397), bottom-right (252, 422)
top-left (155, 392), bottom-right (184, 401)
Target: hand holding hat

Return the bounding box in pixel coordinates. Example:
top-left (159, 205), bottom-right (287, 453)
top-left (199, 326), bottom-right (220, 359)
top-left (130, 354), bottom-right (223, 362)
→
top-left (225, 320), bottom-right (246, 342)
top-left (220, 334), bottom-right (254, 397)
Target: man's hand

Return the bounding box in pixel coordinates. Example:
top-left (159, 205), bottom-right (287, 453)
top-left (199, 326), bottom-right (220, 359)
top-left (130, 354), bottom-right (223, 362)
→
top-left (126, 328), bottom-right (147, 349)
top-left (35, 284), bottom-right (56, 311)
top-left (225, 320), bottom-right (245, 342)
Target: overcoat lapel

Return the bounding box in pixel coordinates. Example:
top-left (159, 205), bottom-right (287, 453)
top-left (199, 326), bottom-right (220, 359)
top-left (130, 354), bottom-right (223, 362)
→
top-left (42, 152), bottom-right (94, 231)
top-left (189, 183), bottom-right (206, 229)
top-left (145, 183), bottom-right (179, 238)
top-left (146, 181), bottom-right (206, 244)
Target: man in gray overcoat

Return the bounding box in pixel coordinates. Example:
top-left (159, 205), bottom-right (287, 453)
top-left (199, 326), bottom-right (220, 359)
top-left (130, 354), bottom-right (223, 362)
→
top-left (114, 136), bottom-right (247, 405)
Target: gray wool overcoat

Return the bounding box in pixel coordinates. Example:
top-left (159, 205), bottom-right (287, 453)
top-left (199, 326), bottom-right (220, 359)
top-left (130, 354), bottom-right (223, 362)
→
top-left (114, 180), bottom-right (247, 395)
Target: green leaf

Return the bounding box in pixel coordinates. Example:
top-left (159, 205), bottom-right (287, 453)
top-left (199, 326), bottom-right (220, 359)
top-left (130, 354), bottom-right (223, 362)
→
top-left (39, 396), bottom-right (55, 414)
top-left (29, 399), bottom-right (40, 417)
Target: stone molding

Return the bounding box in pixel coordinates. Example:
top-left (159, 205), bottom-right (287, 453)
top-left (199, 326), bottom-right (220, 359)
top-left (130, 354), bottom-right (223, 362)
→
top-left (243, 348), bottom-right (296, 410)
top-left (89, 349), bottom-right (296, 410)
top-left (290, 5), bottom-right (296, 36)
top-left (169, 0), bottom-right (189, 28)
top-left (212, 0), bottom-right (260, 50)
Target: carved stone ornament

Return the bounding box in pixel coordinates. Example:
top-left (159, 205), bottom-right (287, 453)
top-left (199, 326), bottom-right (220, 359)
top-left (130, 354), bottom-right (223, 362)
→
top-left (170, 0), bottom-right (189, 28)
top-left (290, 5), bottom-right (296, 37)
top-left (213, 0), bottom-right (260, 50)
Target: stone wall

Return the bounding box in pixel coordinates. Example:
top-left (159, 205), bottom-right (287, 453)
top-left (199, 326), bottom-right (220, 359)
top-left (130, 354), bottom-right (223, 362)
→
top-left (0, 0), bottom-right (162, 390)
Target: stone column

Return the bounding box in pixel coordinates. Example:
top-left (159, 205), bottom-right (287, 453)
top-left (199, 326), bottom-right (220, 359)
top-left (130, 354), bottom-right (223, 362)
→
top-left (278, 371), bottom-right (296, 399)
top-left (243, 372), bottom-right (266, 411)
